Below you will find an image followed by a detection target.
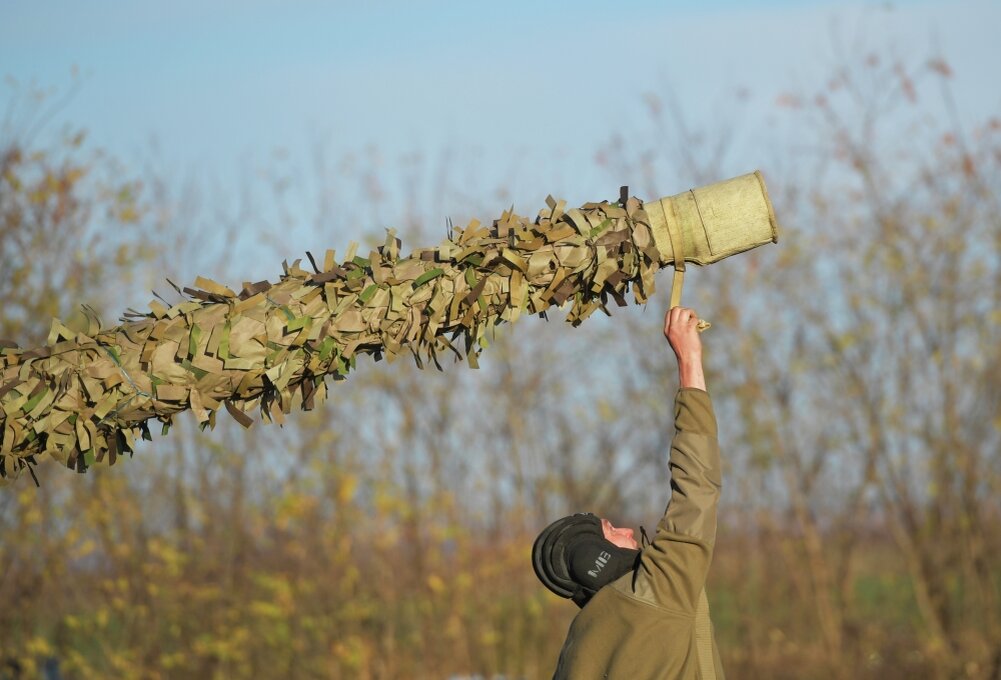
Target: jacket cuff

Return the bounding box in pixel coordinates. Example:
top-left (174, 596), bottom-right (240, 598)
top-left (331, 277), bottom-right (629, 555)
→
top-left (674, 388), bottom-right (717, 438)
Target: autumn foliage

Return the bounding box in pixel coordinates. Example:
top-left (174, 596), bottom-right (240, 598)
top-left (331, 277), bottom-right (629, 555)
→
top-left (1, 50), bottom-right (999, 679)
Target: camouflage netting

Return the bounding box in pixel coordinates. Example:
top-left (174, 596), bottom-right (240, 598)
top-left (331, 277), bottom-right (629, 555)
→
top-left (1, 175), bottom-right (778, 482)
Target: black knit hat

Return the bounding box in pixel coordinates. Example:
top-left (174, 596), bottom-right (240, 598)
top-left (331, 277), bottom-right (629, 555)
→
top-left (532, 513), bottom-right (640, 607)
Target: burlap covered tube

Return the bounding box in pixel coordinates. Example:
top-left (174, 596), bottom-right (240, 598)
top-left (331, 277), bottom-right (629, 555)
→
top-left (0, 172), bottom-right (777, 481)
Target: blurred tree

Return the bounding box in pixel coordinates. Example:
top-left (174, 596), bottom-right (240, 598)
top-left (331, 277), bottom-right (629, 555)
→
top-left (1, 102), bottom-right (146, 345)
top-left (650, 53), bottom-right (1000, 678)
top-left (2, 43), bottom-right (999, 680)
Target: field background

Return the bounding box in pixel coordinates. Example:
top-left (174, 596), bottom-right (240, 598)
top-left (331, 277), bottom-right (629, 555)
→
top-left (1, 1), bottom-right (999, 678)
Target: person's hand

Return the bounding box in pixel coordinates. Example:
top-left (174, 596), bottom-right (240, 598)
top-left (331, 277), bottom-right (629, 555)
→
top-left (663, 306), bottom-right (706, 390)
top-left (664, 306), bottom-right (702, 360)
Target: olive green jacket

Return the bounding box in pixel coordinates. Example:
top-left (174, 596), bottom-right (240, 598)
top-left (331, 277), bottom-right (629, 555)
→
top-left (553, 388), bottom-right (724, 680)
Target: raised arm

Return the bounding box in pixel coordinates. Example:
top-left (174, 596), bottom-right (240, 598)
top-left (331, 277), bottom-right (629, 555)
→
top-left (631, 307), bottom-right (721, 612)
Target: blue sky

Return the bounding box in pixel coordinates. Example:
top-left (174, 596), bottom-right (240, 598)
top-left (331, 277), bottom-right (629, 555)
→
top-left (4, 1), bottom-right (997, 159)
top-left (2, 0), bottom-right (999, 275)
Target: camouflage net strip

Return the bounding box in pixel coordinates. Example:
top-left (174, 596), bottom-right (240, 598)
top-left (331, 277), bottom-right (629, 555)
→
top-left (0, 193), bottom-right (697, 480)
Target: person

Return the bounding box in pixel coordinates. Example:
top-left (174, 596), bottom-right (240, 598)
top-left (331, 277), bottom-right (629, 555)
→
top-left (532, 306), bottom-right (724, 679)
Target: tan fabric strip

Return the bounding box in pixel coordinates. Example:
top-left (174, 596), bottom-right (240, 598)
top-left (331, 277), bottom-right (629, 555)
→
top-left (670, 269), bottom-right (686, 309)
top-left (647, 197), bottom-right (688, 309)
top-left (646, 198), bottom-right (673, 263)
top-left (682, 191), bottom-right (712, 331)
top-left (651, 192), bottom-right (711, 329)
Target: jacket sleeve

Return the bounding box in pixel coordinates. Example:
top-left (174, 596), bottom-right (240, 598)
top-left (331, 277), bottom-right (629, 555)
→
top-left (631, 387), bottom-right (721, 612)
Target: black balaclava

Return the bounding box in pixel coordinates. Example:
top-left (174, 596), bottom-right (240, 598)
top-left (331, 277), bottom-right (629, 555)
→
top-left (532, 513), bottom-right (640, 607)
